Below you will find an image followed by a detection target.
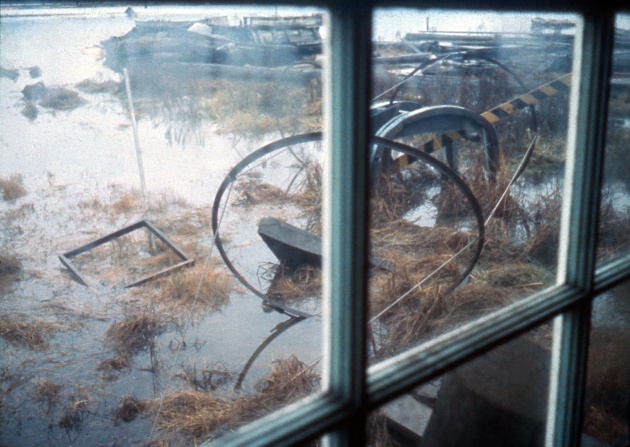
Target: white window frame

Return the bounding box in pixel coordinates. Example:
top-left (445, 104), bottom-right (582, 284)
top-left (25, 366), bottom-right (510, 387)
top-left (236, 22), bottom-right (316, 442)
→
top-left (51, 1), bottom-right (620, 446)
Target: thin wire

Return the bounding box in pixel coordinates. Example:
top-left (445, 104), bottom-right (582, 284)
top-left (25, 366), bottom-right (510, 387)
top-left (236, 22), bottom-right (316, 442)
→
top-left (369, 134), bottom-right (539, 325)
top-left (368, 242), bottom-right (473, 324)
top-left (149, 182), bottom-right (234, 438)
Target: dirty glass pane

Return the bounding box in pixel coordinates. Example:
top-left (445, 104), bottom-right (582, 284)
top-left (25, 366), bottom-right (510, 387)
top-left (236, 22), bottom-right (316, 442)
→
top-left (0, 4), bottom-right (325, 446)
top-left (583, 282), bottom-right (630, 446)
top-left (597, 14), bottom-right (630, 265)
top-left (368, 10), bottom-right (576, 361)
top-left (367, 323), bottom-right (553, 447)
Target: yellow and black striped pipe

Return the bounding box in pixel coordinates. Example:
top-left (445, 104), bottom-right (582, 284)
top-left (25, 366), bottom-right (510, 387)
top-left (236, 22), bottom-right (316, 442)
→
top-left (481, 73), bottom-right (572, 124)
top-left (393, 73), bottom-right (572, 169)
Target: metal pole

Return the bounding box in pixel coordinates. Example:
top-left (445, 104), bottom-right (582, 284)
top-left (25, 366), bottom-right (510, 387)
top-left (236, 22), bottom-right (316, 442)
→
top-left (123, 68), bottom-right (148, 213)
top-left (123, 68), bottom-right (155, 250)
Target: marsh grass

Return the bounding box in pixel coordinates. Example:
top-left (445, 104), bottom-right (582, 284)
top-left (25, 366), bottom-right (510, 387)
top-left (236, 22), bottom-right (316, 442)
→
top-left (265, 264), bottom-right (322, 305)
top-left (32, 378), bottom-right (63, 414)
top-left (246, 141), bottom-right (570, 357)
top-left (0, 174), bottom-right (27, 201)
top-left (111, 191), bottom-right (141, 215)
top-left (57, 384), bottom-right (93, 433)
top-left (523, 186), bottom-right (563, 265)
top-left (175, 365), bottom-right (232, 392)
top-left (104, 313), bottom-right (167, 356)
top-left (520, 136), bottom-right (566, 183)
top-left (147, 262), bottom-right (232, 314)
top-left (290, 160), bottom-right (323, 233)
top-left (234, 179), bottom-right (291, 207)
top-left (114, 395), bottom-right (146, 423)
top-left (154, 356), bottom-right (318, 443)
top-left (0, 315), bottom-right (57, 350)
top-left (208, 78), bottom-right (322, 139)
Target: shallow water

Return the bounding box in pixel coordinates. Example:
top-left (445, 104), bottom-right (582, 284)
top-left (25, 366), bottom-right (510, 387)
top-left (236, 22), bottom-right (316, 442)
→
top-left (1, 6), bottom-right (322, 446)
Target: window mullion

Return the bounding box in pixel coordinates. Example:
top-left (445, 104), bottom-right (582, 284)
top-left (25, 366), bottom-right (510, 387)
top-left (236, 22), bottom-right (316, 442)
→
top-left (548, 9), bottom-right (614, 447)
top-left (323, 1), bottom-right (372, 446)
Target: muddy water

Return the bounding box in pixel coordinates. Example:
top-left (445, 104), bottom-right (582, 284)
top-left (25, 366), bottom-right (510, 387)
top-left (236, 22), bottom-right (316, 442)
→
top-left (1, 6), bottom-right (321, 446)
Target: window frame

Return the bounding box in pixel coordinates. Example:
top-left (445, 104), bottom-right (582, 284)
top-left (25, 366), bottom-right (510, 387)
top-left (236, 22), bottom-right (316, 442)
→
top-left (58, 1), bottom-right (623, 446)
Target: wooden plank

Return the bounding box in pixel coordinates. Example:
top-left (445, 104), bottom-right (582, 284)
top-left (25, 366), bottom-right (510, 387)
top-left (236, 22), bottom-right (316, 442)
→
top-left (258, 217), bottom-right (394, 271)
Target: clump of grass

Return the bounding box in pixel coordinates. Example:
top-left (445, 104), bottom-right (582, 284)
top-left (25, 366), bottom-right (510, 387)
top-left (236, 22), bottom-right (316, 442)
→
top-left (100, 311), bottom-right (166, 378)
top-left (252, 356), bottom-right (319, 403)
top-left (104, 313), bottom-right (167, 355)
top-left (524, 187), bottom-right (563, 266)
top-left (114, 395), bottom-right (146, 423)
top-left (154, 390), bottom-right (231, 441)
top-left (57, 384), bottom-right (92, 432)
top-left (0, 174), bottom-right (27, 201)
top-left (265, 264), bottom-right (322, 305)
top-left (483, 262), bottom-right (551, 290)
top-left (373, 282), bottom-right (513, 357)
top-left (150, 262), bottom-right (231, 314)
top-left (521, 136), bottom-right (566, 183)
top-left (32, 378), bottom-right (63, 413)
top-left (290, 160), bottom-right (323, 233)
top-left (175, 364), bottom-right (231, 392)
top-left (155, 356), bottom-right (319, 443)
top-left (97, 353), bottom-right (132, 372)
top-left (233, 178), bottom-right (290, 207)
top-left (0, 315), bottom-right (57, 350)
top-left (111, 191), bottom-right (140, 214)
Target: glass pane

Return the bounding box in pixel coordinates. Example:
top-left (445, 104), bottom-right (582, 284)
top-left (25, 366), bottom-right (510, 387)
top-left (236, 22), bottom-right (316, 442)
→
top-left (369, 10), bottom-right (576, 360)
top-left (367, 323), bottom-right (553, 446)
top-left (0, 4), bottom-right (324, 446)
top-left (583, 282), bottom-right (630, 445)
top-left (597, 14), bottom-right (630, 265)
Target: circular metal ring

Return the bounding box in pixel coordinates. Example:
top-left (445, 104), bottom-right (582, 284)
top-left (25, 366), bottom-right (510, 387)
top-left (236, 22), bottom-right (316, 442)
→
top-left (212, 133), bottom-right (485, 316)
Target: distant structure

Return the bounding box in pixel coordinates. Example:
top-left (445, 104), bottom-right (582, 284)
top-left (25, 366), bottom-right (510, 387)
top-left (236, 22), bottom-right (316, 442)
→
top-left (530, 17), bottom-right (575, 34)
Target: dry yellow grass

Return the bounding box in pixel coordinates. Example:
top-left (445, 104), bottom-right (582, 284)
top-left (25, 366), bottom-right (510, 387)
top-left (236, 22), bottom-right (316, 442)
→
top-left (154, 356), bottom-right (319, 444)
top-left (149, 262), bottom-right (232, 314)
top-left (0, 315), bottom-right (57, 350)
top-left (104, 313), bottom-right (166, 355)
top-left (266, 264), bottom-right (322, 305)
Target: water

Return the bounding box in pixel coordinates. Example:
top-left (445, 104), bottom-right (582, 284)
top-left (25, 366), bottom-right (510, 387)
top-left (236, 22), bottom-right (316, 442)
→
top-left (1, 6), bottom-right (322, 446)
